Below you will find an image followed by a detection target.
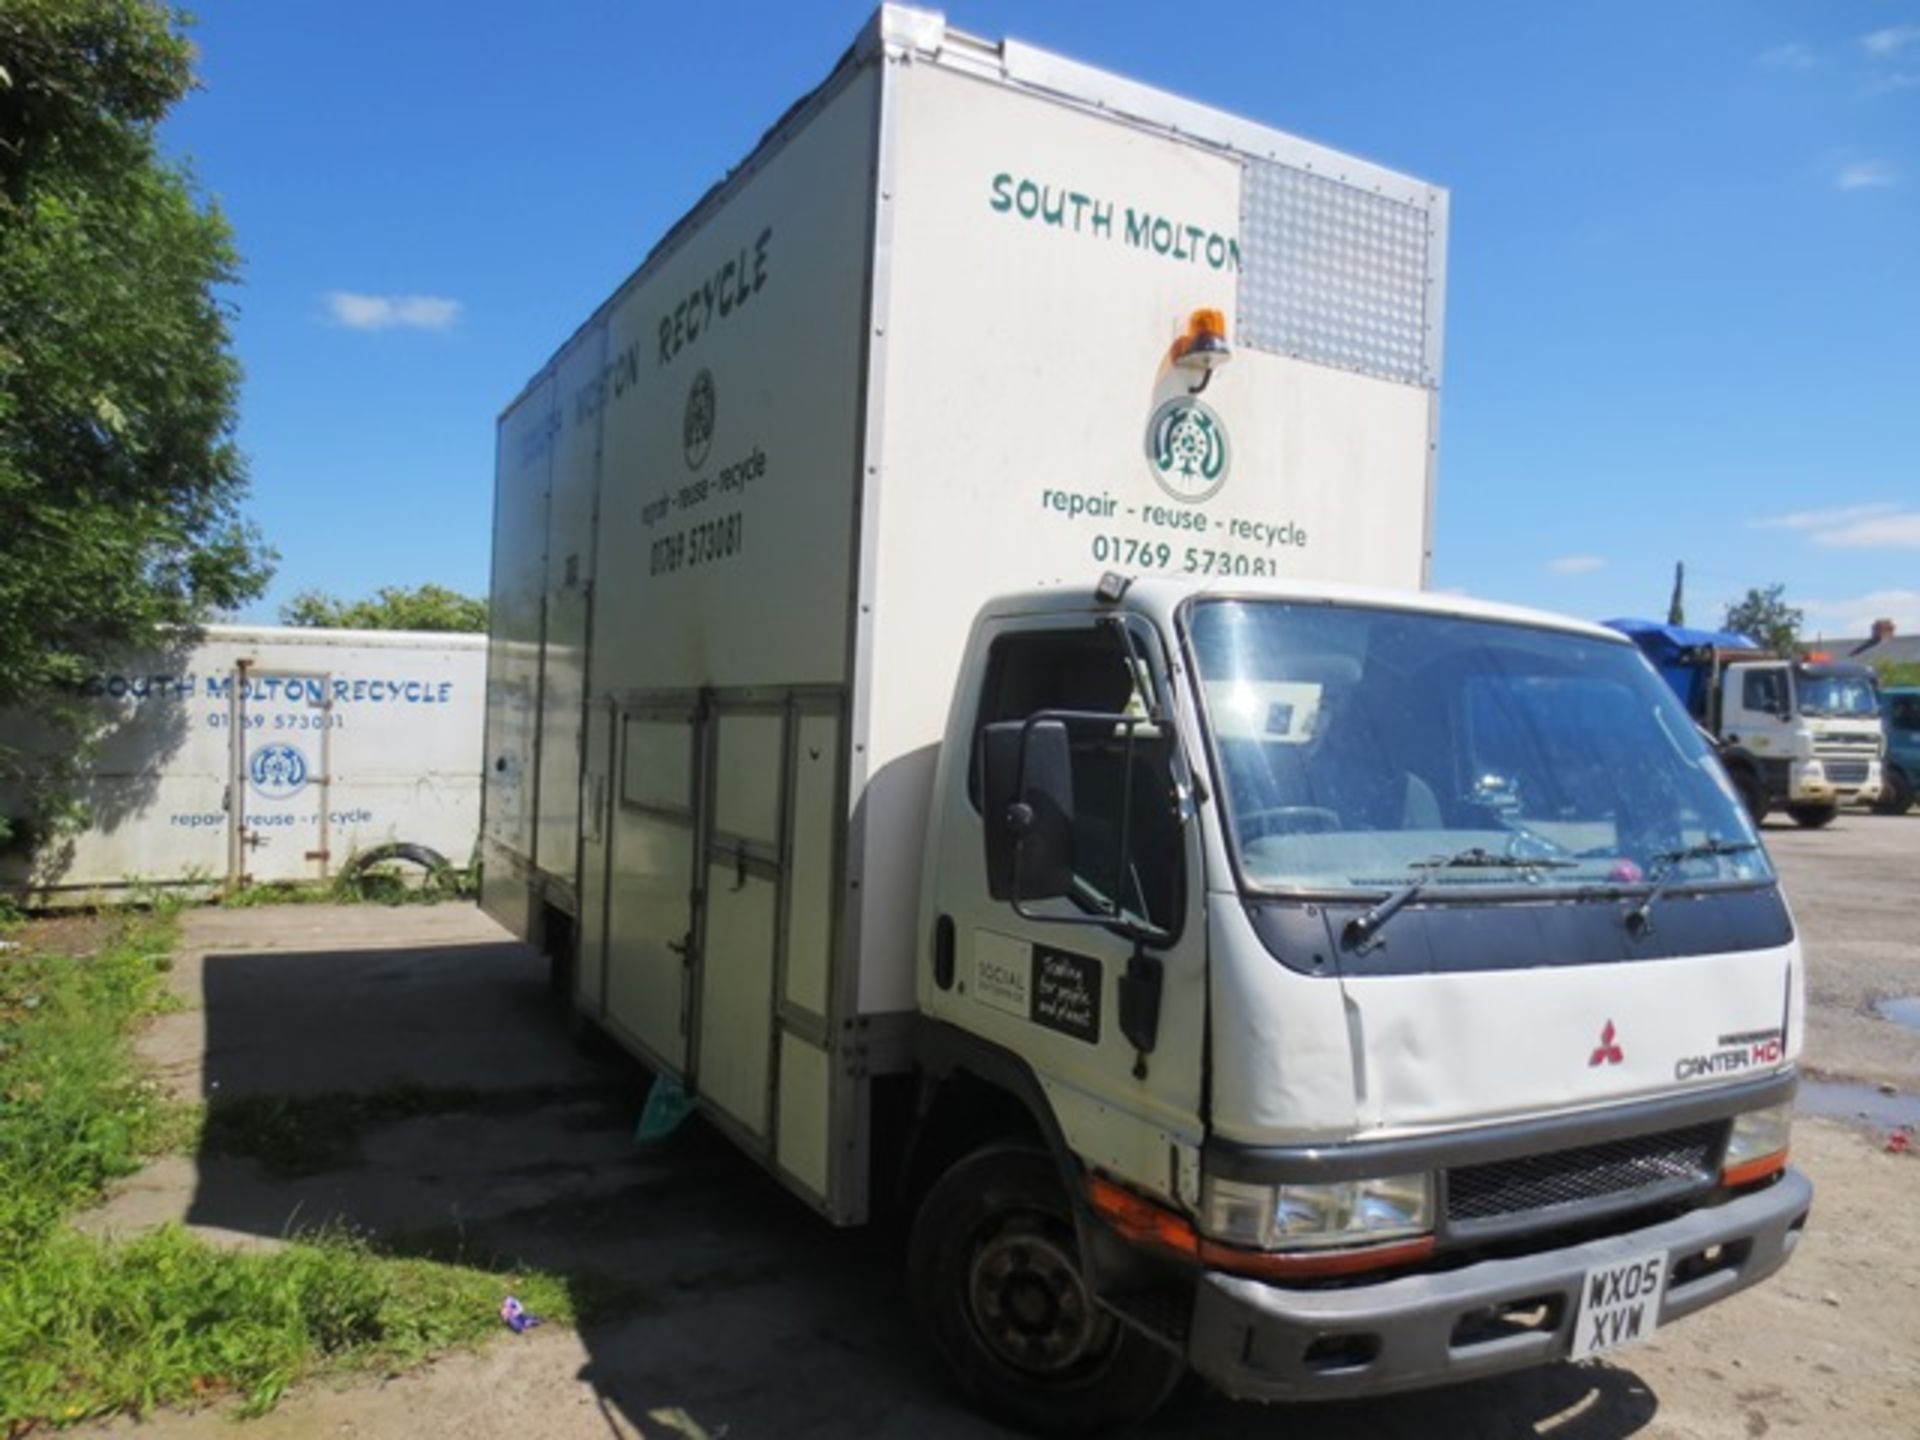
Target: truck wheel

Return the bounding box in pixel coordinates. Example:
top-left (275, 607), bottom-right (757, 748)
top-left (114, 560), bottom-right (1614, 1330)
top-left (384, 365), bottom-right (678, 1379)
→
top-left (1787, 803), bottom-right (1838, 829)
top-left (1732, 768), bottom-right (1769, 825)
top-left (1873, 768), bottom-right (1913, 816)
top-left (908, 1145), bottom-right (1184, 1435)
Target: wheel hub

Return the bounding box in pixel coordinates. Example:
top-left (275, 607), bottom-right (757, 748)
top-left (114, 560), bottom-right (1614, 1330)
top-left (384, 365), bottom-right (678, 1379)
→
top-left (966, 1220), bottom-right (1112, 1375)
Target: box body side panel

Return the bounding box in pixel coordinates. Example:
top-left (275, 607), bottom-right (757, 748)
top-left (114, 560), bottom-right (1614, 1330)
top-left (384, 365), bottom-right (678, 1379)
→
top-left (853, 63), bottom-right (1437, 1012)
top-left (533, 331), bottom-right (610, 893)
top-left (4, 631), bottom-right (485, 897)
top-left (482, 379), bottom-right (557, 925)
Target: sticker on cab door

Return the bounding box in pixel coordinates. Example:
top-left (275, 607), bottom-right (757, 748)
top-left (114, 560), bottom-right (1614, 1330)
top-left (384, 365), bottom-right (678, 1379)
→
top-left (968, 932), bottom-right (1102, 1045)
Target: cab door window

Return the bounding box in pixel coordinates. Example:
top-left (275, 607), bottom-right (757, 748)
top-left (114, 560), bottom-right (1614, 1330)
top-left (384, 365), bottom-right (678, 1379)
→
top-left (1741, 669), bottom-right (1787, 717)
top-left (970, 626), bottom-right (1184, 935)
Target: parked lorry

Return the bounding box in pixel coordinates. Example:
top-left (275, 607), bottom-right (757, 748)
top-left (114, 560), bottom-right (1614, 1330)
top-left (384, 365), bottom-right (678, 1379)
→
top-left (1604, 619), bottom-right (1884, 828)
top-left (1876, 687), bottom-right (1919, 814)
top-left (483, 8), bottom-right (1811, 1428)
top-left (2, 625), bottom-right (485, 904)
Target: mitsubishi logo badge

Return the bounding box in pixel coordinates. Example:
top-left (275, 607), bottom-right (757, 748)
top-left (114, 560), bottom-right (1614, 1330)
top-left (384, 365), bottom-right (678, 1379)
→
top-left (1589, 1020), bottom-right (1625, 1067)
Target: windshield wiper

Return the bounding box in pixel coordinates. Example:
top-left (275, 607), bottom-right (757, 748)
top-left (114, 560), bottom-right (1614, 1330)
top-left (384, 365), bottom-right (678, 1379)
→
top-left (1344, 848), bottom-right (1576, 954)
top-left (1625, 838), bottom-right (1761, 936)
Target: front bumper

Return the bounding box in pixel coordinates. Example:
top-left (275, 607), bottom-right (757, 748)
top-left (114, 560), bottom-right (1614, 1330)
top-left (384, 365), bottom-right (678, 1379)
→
top-left (1789, 760), bottom-right (1881, 805)
top-left (1187, 1168), bottom-right (1811, 1402)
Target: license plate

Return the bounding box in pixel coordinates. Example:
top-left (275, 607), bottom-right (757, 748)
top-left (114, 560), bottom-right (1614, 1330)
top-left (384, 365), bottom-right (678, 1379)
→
top-left (1570, 1250), bottom-right (1667, 1360)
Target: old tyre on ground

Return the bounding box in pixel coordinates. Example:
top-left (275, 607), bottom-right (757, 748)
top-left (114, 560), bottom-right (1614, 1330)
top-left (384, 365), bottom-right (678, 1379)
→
top-left (1873, 767), bottom-right (1913, 816)
top-left (908, 1145), bottom-right (1185, 1435)
top-left (1787, 803), bottom-right (1838, 829)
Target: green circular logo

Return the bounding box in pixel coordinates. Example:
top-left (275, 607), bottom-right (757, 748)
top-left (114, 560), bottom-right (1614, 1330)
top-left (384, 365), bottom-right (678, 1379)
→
top-left (1145, 397), bottom-right (1229, 504)
top-left (683, 369), bottom-right (716, 470)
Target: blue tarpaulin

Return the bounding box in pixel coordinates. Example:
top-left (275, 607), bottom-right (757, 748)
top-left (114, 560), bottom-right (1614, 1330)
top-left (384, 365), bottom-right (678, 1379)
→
top-left (1603, 618), bottom-right (1759, 718)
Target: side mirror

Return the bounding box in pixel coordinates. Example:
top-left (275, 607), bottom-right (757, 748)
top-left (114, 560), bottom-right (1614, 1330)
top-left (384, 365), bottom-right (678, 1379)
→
top-left (981, 719), bottom-right (1075, 904)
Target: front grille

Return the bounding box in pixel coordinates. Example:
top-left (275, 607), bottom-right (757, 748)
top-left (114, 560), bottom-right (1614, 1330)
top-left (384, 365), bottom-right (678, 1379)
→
top-left (1824, 761), bottom-right (1869, 785)
top-left (1815, 734), bottom-right (1877, 750)
top-left (1446, 1123), bottom-right (1720, 1225)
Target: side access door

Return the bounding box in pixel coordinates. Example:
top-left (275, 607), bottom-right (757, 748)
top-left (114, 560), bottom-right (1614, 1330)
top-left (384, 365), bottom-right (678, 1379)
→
top-left (228, 668), bottom-right (333, 883)
top-left (588, 689), bottom-right (848, 1205)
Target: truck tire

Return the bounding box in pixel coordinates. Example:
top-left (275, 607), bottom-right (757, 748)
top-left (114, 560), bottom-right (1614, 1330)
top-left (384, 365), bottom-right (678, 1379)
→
top-left (1787, 803), bottom-right (1838, 829)
top-left (908, 1145), bottom-right (1184, 1435)
top-left (1873, 767), bottom-right (1913, 816)
top-left (1731, 768), bottom-right (1769, 825)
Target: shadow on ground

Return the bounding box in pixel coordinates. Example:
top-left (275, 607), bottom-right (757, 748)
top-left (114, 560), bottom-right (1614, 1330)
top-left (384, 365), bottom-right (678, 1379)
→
top-left (161, 906), bottom-right (1661, 1438)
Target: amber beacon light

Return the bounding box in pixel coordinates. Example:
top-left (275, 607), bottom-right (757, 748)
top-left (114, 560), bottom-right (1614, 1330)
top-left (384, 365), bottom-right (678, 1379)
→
top-left (1171, 308), bottom-right (1233, 393)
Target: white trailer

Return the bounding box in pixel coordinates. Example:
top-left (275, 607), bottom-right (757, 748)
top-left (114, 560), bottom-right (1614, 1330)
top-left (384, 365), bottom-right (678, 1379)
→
top-left (485, 8), bottom-right (1808, 1428)
top-left (3, 625), bottom-right (485, 903)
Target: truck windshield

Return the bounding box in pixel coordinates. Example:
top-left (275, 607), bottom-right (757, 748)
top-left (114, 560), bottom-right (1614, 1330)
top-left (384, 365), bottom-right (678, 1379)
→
top-left (1794, 667), bottom-right (1878, 718)
top-left (1186, 600), bottom-right (1773, 896)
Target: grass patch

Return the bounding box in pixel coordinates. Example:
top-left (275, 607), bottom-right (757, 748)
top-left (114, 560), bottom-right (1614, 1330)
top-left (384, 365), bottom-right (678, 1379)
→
top-left (203, 1081), bottom-right (612, 1176)
top-left (1, 1226), bottom-right (572, 1426)
top-left (0, 907), bottom-right (582, 1430)
top-left (204, 1084), bottom-right (492, 1177)
top-left (221, 859), bottom-right (478, 911)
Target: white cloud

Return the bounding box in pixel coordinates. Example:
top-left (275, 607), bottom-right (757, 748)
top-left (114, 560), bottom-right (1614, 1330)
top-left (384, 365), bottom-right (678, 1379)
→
top-left (1753, 502), bottom-right (1920, 549)
top-left (1547, 554), bottom-right (1605, 575)
top-left (325, 291), bottom-right (463, 331)
top-left (1752, 502), bottom-right (1901, 532)
top-left (1862, 24), bottom-right (1920, 57)
top-left (1756, 42), bottom-right (1816, 71)
top-left (1802, 589), bottom-right (1920, 636)
top-left (1834, 158), bottom-right (1899, 190)
top-left (1811, 513), bottom-right (1920, 549)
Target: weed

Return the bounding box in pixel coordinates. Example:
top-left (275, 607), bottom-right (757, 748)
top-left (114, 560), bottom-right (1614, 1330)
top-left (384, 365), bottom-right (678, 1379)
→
top-left (0, 913), bottom-right (587, 1430)
top-left (218, 858), bottom-right (478, 911)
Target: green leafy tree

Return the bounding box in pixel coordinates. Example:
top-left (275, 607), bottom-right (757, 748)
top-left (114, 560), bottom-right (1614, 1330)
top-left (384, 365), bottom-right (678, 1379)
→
top-left (1722, 584), bottom-right (1803, 658)
top-left (0, 0), bottom-right (270, 845)
top-left (282, 584), bottom-right (488, 633)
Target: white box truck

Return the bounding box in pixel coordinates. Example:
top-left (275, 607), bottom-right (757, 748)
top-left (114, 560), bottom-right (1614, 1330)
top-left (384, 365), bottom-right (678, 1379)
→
top-left (483, 8), bottom-right (1810, 1428)
top-left (3, 625), bottom-right (485, 904)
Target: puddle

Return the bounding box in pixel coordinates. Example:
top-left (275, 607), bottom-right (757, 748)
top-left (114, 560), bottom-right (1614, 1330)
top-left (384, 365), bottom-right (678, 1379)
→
top-left (1797, 1079), bottom-right (1920, 1131)
top-left (1873, 995), bottom-right (1920, 1032)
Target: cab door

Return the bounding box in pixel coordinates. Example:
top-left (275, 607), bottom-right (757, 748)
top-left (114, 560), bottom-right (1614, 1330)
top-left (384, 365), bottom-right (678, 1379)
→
top-left (924, 613), bottom-right (1207, 1208)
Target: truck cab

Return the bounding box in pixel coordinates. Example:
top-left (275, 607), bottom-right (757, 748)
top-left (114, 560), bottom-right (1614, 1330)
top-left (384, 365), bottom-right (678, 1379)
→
top-left (1713, 658), bottom-right (1883, 826)
top-left (906, 577), bottom-right (1810, 1429)
top-left (1877, 686), bottom-right (1920, 815)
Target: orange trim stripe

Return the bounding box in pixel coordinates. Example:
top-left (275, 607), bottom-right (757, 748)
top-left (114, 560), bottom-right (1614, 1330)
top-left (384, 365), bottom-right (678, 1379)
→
top-left (1721, 1150), bottom-right (1789, 1189)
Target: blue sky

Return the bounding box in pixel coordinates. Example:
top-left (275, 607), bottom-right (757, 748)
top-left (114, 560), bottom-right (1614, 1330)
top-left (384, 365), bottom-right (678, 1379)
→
top-left (162, 1), bottom-right (1919, 642)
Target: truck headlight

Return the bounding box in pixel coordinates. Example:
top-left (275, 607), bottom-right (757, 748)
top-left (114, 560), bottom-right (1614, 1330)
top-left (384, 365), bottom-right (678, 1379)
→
top-left (1723, 1103), bottom-right (1792, 1186)
top-left (1201, 1172), bottom-right (1433, 1250)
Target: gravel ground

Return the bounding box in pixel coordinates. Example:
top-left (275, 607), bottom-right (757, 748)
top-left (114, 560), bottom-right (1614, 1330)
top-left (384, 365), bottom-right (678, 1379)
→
top-left (74, 813), bottom-right (1920, 1439)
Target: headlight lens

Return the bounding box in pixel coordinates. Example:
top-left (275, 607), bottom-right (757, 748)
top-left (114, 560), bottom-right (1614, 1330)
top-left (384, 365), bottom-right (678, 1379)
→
top-left (1201, 1172), bottom-right (1433, 1251)
top-left (1724, 1103), bottom-right (1793, 1181)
